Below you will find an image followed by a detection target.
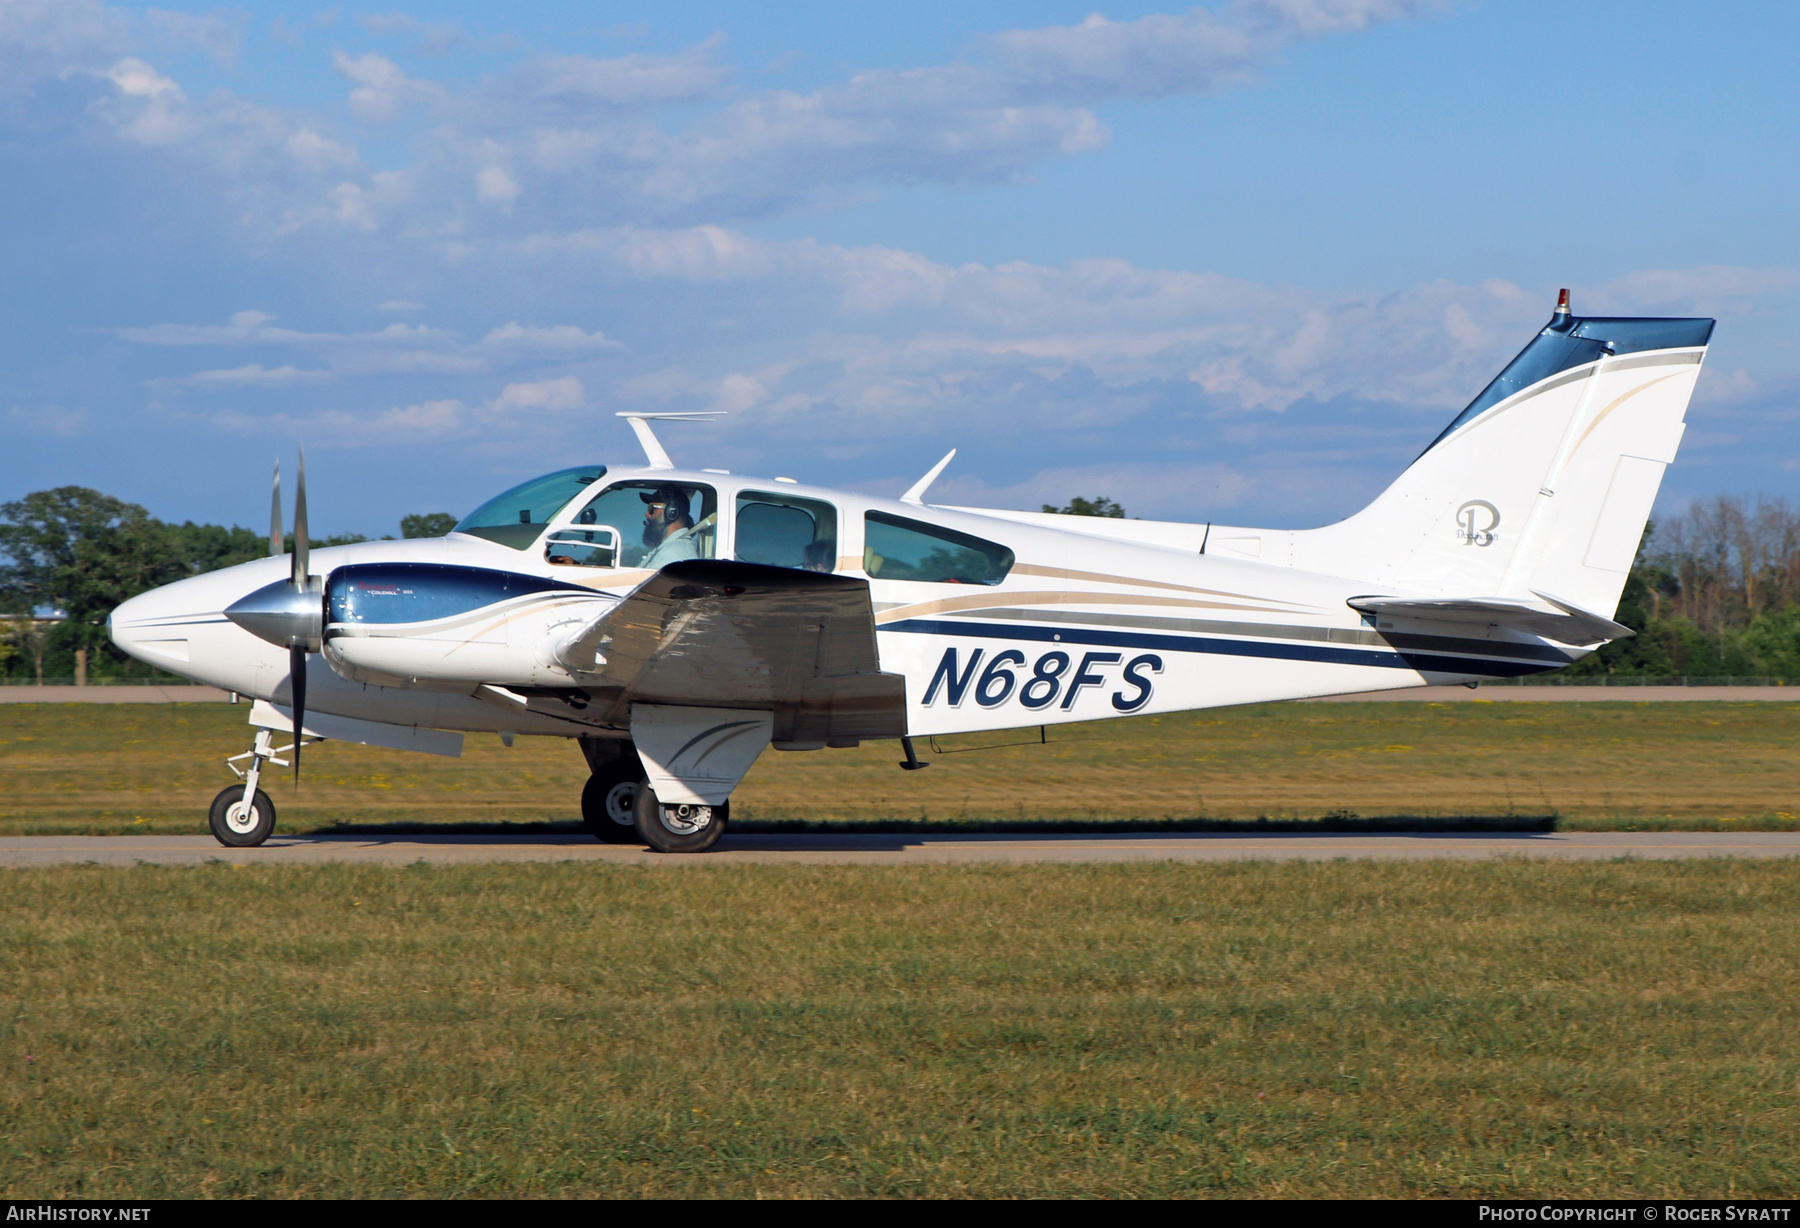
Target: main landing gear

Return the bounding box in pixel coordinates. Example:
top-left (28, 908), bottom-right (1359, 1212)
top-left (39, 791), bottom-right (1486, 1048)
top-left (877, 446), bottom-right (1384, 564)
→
top-left (633, 786), bottom-right (728, 855)
top-left (209, 727), bottom-right (316, 847)
top-left (581, 750), bottom-right (647, 844)
top-left (578, 735), bottom-right (730, 854)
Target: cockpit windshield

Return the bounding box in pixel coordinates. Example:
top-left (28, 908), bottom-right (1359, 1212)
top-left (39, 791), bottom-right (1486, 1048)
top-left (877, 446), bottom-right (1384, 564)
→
top-left (454, 465), bottom-right (607, 549)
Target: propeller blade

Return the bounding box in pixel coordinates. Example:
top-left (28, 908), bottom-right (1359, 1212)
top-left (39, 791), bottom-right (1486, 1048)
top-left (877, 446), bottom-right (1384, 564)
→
top-left (269, 460), bottom-right (283, 558)
top-left (292, 448), bottom-right (309, 588)
top-left (289, 642), bottom-right (307, 783)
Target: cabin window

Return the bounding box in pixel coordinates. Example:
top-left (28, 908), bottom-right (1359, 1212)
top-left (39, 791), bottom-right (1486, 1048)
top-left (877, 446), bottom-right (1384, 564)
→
top-left (569, 481), bottom-right (718, 569)
top-left (455, 465), bottom-right (607, 550)
top-left (862, 511), bottom-right (1014, 585)
top-left (735, 491), bottom-right (838, 571)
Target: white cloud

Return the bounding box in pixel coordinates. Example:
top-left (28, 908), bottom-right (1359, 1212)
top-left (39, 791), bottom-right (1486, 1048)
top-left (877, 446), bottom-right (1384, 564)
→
top-left (485, 377), bottom-right (585, 414)
top-left (357, 12), bottom-right (468, 54)
top-left (226, 399), bottom-right (468, 446)
top-left (333, 50), bottom-right (443, 124)
top-left (1583, 266), bottom-right (1800, 317)
top-left (99, 56), bottom-right (190, 145)
top-left (529, 42), bottom-right (730, 106)
top-left (284, 128), bottom-right (358, 172)
top-left (156, 363), bottom-right (334, 388)
top-left (0, 0), bottom-right (125, 92)
top-left (145, 8), bottom-right (242, 63)
top-left (3, 403), bottom-right (89, 437)
top-left (105, 56), bottom-right (179, 98)
top-left (524, 225), bottom-right (1548, 414)
top-left (13, 5), bottom-right (1432, 239)
top-left (475, 164), bottom-right (521, 208)
top-left (118, 311), bottom-right (451, 348)
top-left (480, 322), bottom-right (623, 351)
top-left (986, 0), bottom-right (1429, 102)
top-left (118, 312), bottom-right (626, 380)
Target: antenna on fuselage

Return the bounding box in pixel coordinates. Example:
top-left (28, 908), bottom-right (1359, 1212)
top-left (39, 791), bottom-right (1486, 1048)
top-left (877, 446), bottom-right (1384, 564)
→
top-left (901, 449), bottom-right (956, 506)
top-left (615, 411), bottom-right (726, 470)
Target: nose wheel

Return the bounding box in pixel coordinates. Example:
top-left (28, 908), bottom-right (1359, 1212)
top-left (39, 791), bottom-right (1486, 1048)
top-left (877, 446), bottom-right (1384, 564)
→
top-left (209, 784), bottom-right (277, 847)
top-left (212, 725), bottom-right (315, 848)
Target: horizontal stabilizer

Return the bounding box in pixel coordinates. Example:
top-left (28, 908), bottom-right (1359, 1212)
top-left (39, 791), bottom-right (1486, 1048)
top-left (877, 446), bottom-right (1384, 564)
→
top-left (1347, 590), bottom-right (1632, 647)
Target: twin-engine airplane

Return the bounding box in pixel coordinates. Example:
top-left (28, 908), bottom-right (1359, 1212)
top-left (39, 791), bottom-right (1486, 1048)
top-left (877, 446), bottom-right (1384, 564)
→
top-left (111, 292), bottom-right (1712, 852)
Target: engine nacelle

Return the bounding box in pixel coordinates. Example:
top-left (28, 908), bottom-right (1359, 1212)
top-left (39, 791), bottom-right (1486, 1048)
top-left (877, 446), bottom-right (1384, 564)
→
top-left (321, 562), bottom-right (616, 689)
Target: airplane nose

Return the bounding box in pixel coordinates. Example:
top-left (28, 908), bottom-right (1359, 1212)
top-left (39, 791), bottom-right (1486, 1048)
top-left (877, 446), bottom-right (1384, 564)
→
top-left (108, 556), bottom-right (298, 680)
top-left (108, 589), bottom-right (157, 658)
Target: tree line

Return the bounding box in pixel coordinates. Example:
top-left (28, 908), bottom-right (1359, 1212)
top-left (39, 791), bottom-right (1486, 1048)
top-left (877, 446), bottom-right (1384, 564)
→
top-left (4, 485), bottom-right (1799, 683)
top-left (0, 487), bottom-right (456, 684)
top-left (1575, 494), bottom-right (1800, 678)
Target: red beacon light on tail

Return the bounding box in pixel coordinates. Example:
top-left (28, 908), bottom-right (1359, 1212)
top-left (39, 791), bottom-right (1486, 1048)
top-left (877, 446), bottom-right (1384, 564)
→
top-left (1555, 287), bottom-right (1571, 316)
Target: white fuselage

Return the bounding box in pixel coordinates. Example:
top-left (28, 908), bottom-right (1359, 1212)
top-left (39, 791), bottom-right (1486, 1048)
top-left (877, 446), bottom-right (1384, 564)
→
top-left (110, 464), bottom-right (1567, 744)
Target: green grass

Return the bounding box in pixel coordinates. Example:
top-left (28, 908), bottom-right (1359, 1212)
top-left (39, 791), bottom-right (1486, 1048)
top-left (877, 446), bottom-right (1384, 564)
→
top-left (4, 860), bottom-right (1798, 1198)
top-left (3, 701), bottom-right (1800, 835)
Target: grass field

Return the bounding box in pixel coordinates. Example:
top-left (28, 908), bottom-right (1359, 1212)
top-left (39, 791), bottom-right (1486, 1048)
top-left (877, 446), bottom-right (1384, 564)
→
top-left (4, 859), bottom-right (1797, 1198)
top-left (2, 701), bottom-right (1798, 835)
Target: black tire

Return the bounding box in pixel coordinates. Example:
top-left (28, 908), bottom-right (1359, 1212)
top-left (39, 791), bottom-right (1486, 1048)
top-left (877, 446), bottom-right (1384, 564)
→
top-left (209, 784), bottom-right (276, 847)
top-left (582, 757), bottom-right (646, 844)
top-left (633, 783), bottom-right (727, 854)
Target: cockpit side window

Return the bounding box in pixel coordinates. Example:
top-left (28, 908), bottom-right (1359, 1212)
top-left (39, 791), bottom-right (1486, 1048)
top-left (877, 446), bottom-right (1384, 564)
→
top-left (863, 512), bottom-right (1014, 585)
top-left (455, 465), bottom-right (607, 550)
top-left (734, 491), bottom-right (838, 571)
top-left (571, 481), bottom-right (718, 569)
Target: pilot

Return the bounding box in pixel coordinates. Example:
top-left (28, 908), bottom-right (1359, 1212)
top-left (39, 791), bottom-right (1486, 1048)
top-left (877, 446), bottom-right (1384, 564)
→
top-left (640, 485), bottom-right (700, 568)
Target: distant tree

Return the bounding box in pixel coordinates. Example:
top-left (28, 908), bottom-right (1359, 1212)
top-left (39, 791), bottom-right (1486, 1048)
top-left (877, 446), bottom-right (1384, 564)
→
top-left (0, 488), bottom-right (188, 684)
top-left (1042, 496), bottom-right (1126, 518)
top-left (272, 531), bottom-right (367, 552)
top-left (169, 521), bottom-right (267, 573)
top-left (401, 512), bottom-right (459, 539)
top-left (0, 615), bottom-right (48, 685)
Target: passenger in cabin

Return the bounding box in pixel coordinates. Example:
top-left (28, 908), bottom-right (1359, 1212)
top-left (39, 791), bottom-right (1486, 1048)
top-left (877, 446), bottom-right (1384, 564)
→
top-left (802, 541), bottom-right (835, 572)
top-left (640, 486), bottom-right (700, 568)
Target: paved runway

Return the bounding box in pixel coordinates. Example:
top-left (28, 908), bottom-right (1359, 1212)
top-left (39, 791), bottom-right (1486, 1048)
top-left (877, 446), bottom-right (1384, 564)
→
top-left (3, 831), bottom-right (1798, 866)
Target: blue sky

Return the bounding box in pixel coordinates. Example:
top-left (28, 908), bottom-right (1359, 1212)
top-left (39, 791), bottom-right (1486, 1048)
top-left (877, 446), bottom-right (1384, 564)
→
top-left (3, 0), bottom-right (1796, 537)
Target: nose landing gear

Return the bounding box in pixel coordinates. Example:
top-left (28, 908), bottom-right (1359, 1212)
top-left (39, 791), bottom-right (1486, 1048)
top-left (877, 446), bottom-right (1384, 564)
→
top-left (211, 726), bottom-right (317, 847)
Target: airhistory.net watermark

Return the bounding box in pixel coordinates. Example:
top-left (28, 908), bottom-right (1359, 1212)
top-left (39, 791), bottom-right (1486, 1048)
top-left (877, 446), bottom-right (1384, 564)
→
top-left (5, 1209), bottom-right (150, 1222)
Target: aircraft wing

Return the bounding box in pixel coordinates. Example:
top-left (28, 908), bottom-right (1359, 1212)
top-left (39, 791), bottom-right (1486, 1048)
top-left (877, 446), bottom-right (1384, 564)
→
top-left (1347, 590), bottom-right (1632, 647)
top-left (557, 559), bottom-right (907, 745)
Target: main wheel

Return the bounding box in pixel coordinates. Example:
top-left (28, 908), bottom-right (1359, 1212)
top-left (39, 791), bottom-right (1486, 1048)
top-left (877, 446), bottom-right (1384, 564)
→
top-left (633, 783), bottom-right (727, 854)
top-left (582, 757), bottom-right (646, 844)
top-left (209, 784), bottom-right (276, 848)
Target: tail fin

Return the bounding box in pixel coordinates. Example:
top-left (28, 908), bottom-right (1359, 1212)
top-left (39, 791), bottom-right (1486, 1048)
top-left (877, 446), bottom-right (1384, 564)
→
top-left (1294, 293), bottom-right (1712, 619)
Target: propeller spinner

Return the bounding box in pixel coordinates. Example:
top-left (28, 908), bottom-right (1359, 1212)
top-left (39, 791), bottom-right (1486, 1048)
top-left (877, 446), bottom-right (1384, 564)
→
top-left (224, 452), bottom-right (322, 780)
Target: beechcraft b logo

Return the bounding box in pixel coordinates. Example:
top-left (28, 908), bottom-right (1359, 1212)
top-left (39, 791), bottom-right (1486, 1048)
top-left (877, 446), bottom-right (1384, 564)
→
top-left (1455, 500), bottom-right (1499, 547)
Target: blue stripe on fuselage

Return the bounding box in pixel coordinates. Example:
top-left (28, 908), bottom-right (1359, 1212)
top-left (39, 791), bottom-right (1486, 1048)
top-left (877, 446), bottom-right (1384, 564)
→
top-left (879, 618), bottom-right (1551, 678)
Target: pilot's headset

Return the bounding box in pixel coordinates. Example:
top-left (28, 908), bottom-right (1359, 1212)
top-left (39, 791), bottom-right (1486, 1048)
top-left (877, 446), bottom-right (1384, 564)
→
top-left (641, 485), bottom-right (693, 527)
